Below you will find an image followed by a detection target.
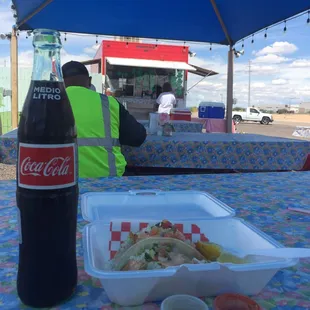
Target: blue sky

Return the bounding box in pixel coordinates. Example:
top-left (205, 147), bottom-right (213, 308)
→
top-left (1, 0), bottom-right (310, 108)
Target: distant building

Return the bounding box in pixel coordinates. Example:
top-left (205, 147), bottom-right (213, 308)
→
top-left (257, 103), bottom-right (304, 113)
top-left (299, 102), bottom-right (310, 114)
top-left (257, 104), bottom-right (282, 113)
top-left (288, 104), bottom-right (300, 113)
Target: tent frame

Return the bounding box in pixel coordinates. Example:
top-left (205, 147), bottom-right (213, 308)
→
top-left (209, 0), bottom-right (234, 133)
top-left (11, 27), bottom-right (18, 129)
top-left (16, 0), bottom-right (54, 29)
top-left (12, 0), bottom-right (297, 133)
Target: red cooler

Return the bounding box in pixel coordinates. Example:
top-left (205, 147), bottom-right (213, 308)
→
top-left (170, 108), bottom-right (191, 121)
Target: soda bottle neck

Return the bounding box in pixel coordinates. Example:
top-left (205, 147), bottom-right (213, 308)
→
top-left (32, 47), bottom-right (63, 81)
top-left (31, 29), bottom-right (64, 82)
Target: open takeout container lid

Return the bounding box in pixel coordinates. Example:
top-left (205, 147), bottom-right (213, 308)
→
top-left (81, 190), bottom-right (235, 223)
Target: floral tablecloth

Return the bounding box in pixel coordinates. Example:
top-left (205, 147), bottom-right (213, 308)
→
top-left (191, 117), bottom-right (237, 133)
top-left (1, 172), bottom-right (310, 309)
top-left (204, 118), bottom-right (236, 133)
top-left (123, 133), bottom-right (310, 171)
top-left (191, 117), bottom-right (207, 129)
top-left (138, 120), bottom-right (203, 133)
top-left (1, 131), bottom-right (310, 171)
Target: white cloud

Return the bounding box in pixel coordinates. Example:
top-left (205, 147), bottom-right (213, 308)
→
top-left (198, 81), bottom-right (224, 89)
top-left (272, 79), bottom-right (288, 85)
top-left (251, 82), bottom-right (266, 88)
top-left (255, 41), bottom-right (298, 56)
top-left (187, 52), bottom-right (310, 107)
top-left (186, 56), bottom-right (228, 106)
top-left (289, 59), bottom-right (310, 68)
top-left (251, 65), bottom-right (277, 75)
top-left (61, 50), bottom-right (90, 64)
top-left (83, 44), bottom-right (100, 55)
top-left (277, 65), bottom-right (310, 81)
top-left (0, 48), bottom-right (90, 68)
top-left (0, 10), bottom-right (14, 34)
top-left (189, 56), bottom-right (226, 74)
top-left (185, 52), bottom-right (310, 107)
top-left (235, 62), bottom-right (277, 76)
top-left (253, 54), bottom-right (290, 64)
top-left (296, 86), bottom-right (310, 97)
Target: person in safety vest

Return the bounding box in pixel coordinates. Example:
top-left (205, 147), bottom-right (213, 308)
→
top-left (62, 61), bottom-right (146, 178)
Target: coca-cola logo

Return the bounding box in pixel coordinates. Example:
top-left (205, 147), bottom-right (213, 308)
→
top-left (21, 156), bottom-right (71, 177)
top-left (18, 143), bottom-right (76, 189)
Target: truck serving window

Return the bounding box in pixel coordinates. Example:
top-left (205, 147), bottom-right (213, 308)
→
top-left (105, 63), bottom-right (185, 99)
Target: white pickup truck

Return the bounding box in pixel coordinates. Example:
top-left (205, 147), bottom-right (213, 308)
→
top-left (232, 107), bottom-right (273, 125)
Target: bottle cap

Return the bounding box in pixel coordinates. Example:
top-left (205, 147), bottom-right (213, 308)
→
top-left (161, 295), bottom-right (209, 310)
top-left (214, 293), bottom-right (262, 310)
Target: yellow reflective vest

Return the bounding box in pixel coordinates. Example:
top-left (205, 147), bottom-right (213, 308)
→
top-left (66, 86), bottom-right (127, 178)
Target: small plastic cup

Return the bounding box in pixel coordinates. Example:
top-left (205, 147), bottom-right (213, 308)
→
top-left (214, 293), bottom-right (262, 310)
top-left (161, 295), bottom-right (209, 310)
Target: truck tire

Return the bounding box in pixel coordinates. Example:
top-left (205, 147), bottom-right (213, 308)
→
top-left (233, 115), bottom-right (242, 124)
top-left (261, 117), bottom-right (270, 125)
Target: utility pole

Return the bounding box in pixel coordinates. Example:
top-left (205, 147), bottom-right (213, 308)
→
top-left (248, 60), bottom-right (251, 107)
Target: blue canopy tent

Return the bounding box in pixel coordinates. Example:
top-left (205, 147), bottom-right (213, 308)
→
top-left (10, 0), bottom-right (310, 131)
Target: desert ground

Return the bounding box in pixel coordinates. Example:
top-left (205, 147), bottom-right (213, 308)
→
top-left (191, 112), bottom-right (310, 139)
top-left (272, 114), bottom-right (310, 124)
top-left (237, 114), bottom-right (310, 140)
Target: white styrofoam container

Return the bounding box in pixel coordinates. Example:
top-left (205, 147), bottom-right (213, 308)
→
top-left (83, 216), bottom-right (298, 305)
top-left (81, 190), bottom-right (235, 222)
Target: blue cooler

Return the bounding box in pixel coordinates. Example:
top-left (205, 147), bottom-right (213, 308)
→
top-left (198, 102), bottom-right (225, 119)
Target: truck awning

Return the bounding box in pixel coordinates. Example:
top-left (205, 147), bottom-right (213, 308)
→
top-left (106, 57), bottom-right (196, 71)
top-left (188, 64), bottom-right (218, 77)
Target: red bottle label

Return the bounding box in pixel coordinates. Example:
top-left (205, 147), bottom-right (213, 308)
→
top-left (18, 143), bottom-right (76, 189)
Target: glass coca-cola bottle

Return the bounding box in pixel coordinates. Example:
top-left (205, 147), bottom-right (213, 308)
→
top-left (16, 29), bottom-right (78, 308)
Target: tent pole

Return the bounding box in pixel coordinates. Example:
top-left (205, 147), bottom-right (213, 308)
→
top-left (210, 0), bottom-right (232, 45)
top-left (210, 0), bottom-right (233, 133)
top-left (11, 27), bottom-right (18, 130)
top-left (226, 46), bottom-right (233, 133)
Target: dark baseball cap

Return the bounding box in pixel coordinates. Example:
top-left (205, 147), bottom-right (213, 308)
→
top-left (62, 61), bottom-right (89, 78)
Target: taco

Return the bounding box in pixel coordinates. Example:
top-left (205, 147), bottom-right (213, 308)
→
top-left (112, 220), bottom-right (195, 263)
top-left (113, 237), bottom-right (206, 271)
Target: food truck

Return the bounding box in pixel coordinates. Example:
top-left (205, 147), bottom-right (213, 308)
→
top-left (83, 40), bottom-right (217, 119)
